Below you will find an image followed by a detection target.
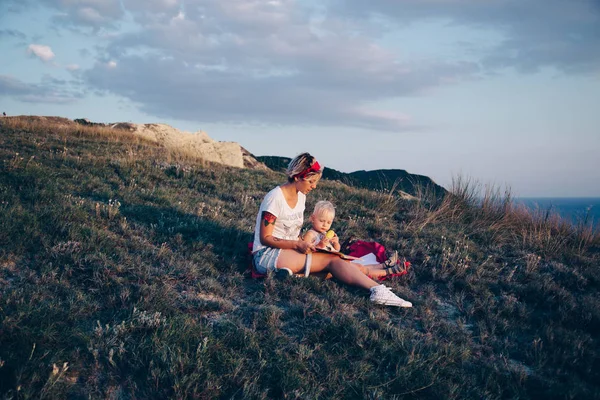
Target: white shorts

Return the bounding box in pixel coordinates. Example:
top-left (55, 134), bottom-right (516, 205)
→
top-left (253, 247), bottom-right (282, 274)
top-left (253, 247), bottom-right (313, 276)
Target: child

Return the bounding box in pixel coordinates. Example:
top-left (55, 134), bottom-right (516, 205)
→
top-left (303, 201), bottom-right (410, 280)
top-left (302, 200), bottom-right (340, 252)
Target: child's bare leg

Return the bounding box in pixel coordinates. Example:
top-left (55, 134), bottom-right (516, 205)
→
top-left (362, 250), bottom-right (400, 270)
top-left (348, 263), bottom-right (400, 278)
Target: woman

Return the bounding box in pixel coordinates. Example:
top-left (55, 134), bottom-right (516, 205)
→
top-left (252, 152), bottom-right (412, 307)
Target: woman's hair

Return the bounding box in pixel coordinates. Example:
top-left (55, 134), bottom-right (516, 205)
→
top-left (286, 152), bottom-right (322, 182)
top-left (312, 200), bottom-right (335, 218)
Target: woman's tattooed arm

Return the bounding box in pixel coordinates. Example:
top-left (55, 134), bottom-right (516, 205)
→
top-left (262, 211), bottom-right (276, 227)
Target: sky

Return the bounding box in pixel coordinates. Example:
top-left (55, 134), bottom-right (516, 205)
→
top-left (1, 0), bottom-right (599, 197)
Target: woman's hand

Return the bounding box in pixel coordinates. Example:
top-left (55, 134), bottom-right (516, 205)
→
top-left (295, 240), bottom-right (315, 254)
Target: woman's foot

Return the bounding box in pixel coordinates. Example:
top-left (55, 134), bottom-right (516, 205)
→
top-left (370, 285), bottom-right (412, 307)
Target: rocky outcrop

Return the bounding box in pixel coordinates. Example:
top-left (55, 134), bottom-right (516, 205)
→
top-left (124, 123), bottom-right (245, 168)
top-left (111, 122), bottom-right (268, 170)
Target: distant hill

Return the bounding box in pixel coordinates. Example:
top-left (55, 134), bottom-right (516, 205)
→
top-left (256, 155), bottom-right (447, 198)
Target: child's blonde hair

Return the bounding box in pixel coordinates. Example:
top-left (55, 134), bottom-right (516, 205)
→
top-left (312, 200), bottom-right (335, 218)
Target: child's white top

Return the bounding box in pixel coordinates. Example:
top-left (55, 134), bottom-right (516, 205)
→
top-left (253, 186), bottom-right (306, 253)
top-left (305, 228), bottom-right (335, 251)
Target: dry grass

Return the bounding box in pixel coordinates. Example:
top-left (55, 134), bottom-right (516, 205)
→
top-left (1, 116), bottom-right (149, 144)
top-left (407, 175), bottom-right (598, 256)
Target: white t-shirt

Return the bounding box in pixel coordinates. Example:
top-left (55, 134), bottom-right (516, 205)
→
top-left (253, 186), bottom-right (306, 253)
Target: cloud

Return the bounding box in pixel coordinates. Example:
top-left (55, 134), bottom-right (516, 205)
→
top-left (84, 52), bottom-right (470, 130)
top-left (7, 0), bottom-right (599, 129)
top-left (27, 44), bottom-right (55, 62)
top-left (332, 0), bottom-right (600, 74)
top-left (0, 1), bottom-right (28, 14)
top-left (0, 74), bottom-right (84, 104)
top-left (79, 48), bottom-right (92, 58)
top-left (122, 0), bottom-right (180, 14)
top-left (66, 64), bottom-right (81, 71)
top-left (78, 0), bottom-right (477, 130)
top-left (2, 0), bottom-right (123, 29)
top-left (0, 75), bottom-right (32, 94)
top-left (42, 0), bottom-right (124, 29)
top-left (76, 7), bottom-right (107, 25)
top-left (0, 29), bottom-right (27, 40)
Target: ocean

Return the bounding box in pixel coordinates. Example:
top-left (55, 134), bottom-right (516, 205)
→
top-left (514, 198), bottom-right (600, 230)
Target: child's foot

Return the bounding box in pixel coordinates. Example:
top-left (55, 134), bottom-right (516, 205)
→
top-left (370, 285), bottom-right (412, 307)
top-left (377, 250), bottom-right (398, 269)
top-left (368, 261), bottom-right (411, 281)
top-left (384, 261), bottom-right (410, 276)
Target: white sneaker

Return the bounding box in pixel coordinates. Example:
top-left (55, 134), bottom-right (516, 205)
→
top-left (370, 285), bottom-right (412, 307)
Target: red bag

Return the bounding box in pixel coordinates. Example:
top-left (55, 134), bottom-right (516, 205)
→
top-left (347, 240), bottom-right (388, 263)
top-left (347, 241), bottom-right (411, 281)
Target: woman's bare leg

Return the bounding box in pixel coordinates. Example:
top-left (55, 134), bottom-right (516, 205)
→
top-left (277, 250), bottom-right (379, 290)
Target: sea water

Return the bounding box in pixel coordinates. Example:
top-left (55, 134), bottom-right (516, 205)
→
top-left (515, 198), bottom-right (600, 230)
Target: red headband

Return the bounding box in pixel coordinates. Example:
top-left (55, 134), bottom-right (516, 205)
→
top-left (296, 160), bottom-right (321, 179)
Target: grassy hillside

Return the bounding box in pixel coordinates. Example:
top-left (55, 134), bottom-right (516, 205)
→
top-left (1, 117), bottom-right (599, 399)
top-left (256, 155), bottom-right (447, 198)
